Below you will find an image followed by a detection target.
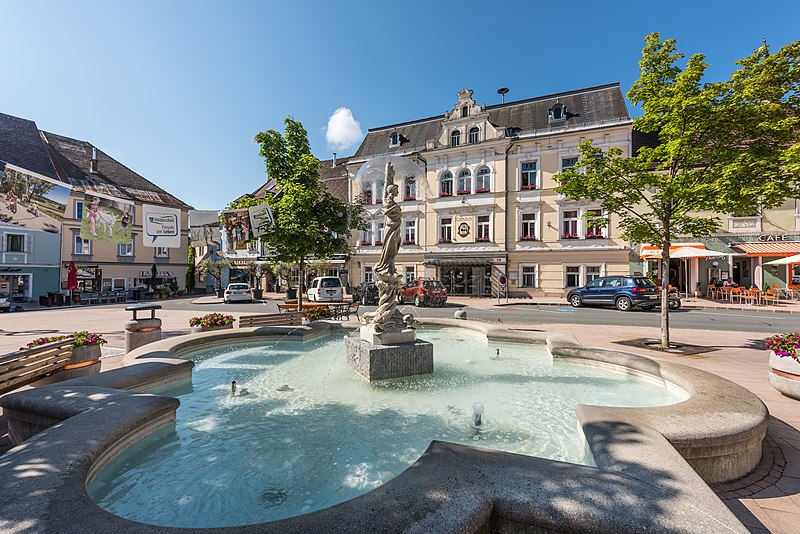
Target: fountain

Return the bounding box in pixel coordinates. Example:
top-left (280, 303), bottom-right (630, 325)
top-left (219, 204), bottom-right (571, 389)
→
top-left (345, 156), bottom-right (433, 381)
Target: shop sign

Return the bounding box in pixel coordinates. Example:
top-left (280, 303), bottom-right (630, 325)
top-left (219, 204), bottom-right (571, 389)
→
top-left (452, 215), bottom-right (474, 244)
top-left (0, 267), bottom-right (21, 273)
top-left (493, 256), bottom-right (507, 264)
top-left (139, 271), bottom-right (172, 277)
top-left (758, 234), bottom-right (797, 242)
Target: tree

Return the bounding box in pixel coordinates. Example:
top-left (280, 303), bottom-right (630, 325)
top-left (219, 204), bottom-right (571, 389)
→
top-left (196, 257), bottom-right (232, 292)
top-left (556, 33), bottom-right (800, 348)
top-left (186, 245), bottom-right (196, 291)
top-left (255, 118), bottom-right (364, 311)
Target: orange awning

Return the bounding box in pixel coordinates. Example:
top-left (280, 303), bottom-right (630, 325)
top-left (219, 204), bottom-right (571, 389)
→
top-left (733, 242), bottom-right (800, 257)
top-left (639, 243), bottom-right (705, 259)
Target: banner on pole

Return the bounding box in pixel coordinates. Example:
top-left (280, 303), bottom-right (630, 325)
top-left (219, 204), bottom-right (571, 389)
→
top-left (142, 203), bottom-right (182, 248)
top-left (221, 209), bottom-right (250, 252)
top-left (248, 203), bottom-right (274, 237)
top-left (189, 210), bottom-right (221, 247)
top-left (0, 162), bottom-right (71, 233)
top-left (80, 192), bottom-right (134, 244)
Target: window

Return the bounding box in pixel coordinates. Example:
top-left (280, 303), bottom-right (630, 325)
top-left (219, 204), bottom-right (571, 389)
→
top-left (112, 278), bottom-right (126, 291)
top-left (521, 213), bottom-right (537, 241)
top-left (390, 132), bottom-right (400, 147)
top-left (404, 178), bottom-right (416, 200)
top-left (102, 278), bottom-right (112, 292)
top-left (565, 266), bottom-right (581, 287)
top-left (461, 106), bottom-right (469, 118)
top-left (439, 217), bottom-right (453, 243)
top-left (361, 187), bottom-right (373, 205)
top-left (403, 220), bottom-right (416, 245)
top-left (6, 234), bottom-right (24, 252)
top-left (521, 161), bottom-right (538, 190)
top-left (586, 265), bottom-right (602, 283)
top-left (585, 209), bottom-right (605, 238)
top-left (74, 235), bottom-right (91, 255)
top-left (457, 170), bottom-right (471, 195)
top-left (477, 215), bottom-right (490, 242)
top-left (520, 265), bottom-right (538, 288)
top-left (74, 200), bottom-right (84, 220)
top-left (549, 103), bottom-right (567, 123)
top-left (562, 210), bottom-right (579, 239)
top-left (118, 240), bottom-right (134, 256)
top-left (450, 130), bottom-right (461, 147)
top-left (361, 224), bottom-right (374, 246)
top-left (364, 266), bottom-right (374, 283)
top-left (375, 222), bottom-right (384, 245)
top-left (440, 171), bottom-right (453, 197)
top-left (375, 180), bottom-right (384, 204)
top-left (476, 167), bottom-right (490, 192)
top-left (468, 127), bottom-right (479, 144)
top-left (155, 247), bottom-right (169, 258)
top-left (560, 157), bottom-right (579, 185)
top-left (404, 266), bottom-right (416, 284)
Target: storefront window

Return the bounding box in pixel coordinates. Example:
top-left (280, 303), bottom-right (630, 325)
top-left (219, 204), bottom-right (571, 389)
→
top-left (586, 265), bottom-right (602, 282)
top-left (564, 265), bottom-right (581, 287)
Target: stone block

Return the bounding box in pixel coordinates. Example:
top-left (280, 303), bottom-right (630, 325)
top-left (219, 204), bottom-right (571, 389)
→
top-left (345, 336), bottom-right (433, 381)
top-left (359, 325), bottom-right (416, 345)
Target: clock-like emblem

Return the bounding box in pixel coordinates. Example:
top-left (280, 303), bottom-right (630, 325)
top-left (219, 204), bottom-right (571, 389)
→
top-left (458, 222), bottom-right (470, 238)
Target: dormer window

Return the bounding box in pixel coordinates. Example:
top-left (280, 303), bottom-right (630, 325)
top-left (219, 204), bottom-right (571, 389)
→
top-left (461, 106), bottom-right (469, 118)
top-left (389, 131), bottom-right (400, 147)
top-left (450, 130), bottom-right (461, 147)
top-left (549, 103), bottom-right (567, 123)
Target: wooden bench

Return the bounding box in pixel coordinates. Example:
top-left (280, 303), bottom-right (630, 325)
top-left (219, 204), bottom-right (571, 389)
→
top-left (0, 338), bottom-right (75, 395)
top-left (239, 311), bottom-right (303, 328)
top-left (277, 303), bottom-right (335, 313)
top-left (79, 292), bottom-right (99, 305)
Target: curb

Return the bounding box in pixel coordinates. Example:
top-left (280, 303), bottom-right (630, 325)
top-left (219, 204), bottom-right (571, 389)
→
top-left (494, 301), bottom-right (800, 314)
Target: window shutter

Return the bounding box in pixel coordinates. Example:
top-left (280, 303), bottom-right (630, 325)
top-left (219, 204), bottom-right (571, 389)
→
top-left (24, 234), bottom-right (31, 253)
top-left (0, 233), bottom-right (6, 252)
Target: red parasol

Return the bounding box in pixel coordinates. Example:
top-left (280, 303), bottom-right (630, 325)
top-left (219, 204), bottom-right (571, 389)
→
top-left (67, 261), bottom-right (78, 291)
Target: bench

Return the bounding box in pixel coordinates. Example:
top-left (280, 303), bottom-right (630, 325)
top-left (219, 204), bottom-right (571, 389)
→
top-left (331, 302), bottom-right (359, 320)
top-left (239, 311), bottom-right (303, 328)
top-left (0, 338), bottom-right (75, 395)
top-left (79, 292), bottom-right (99, 305)
top-left (277, 303), bottom-right (335, 313)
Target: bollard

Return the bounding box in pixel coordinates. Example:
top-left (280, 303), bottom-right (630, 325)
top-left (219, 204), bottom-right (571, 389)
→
top-left (125, 304), bottom-right (163, 353)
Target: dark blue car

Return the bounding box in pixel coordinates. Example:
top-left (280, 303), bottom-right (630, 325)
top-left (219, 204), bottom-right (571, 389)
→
top-left (567, 276), bottom-right (660, 311)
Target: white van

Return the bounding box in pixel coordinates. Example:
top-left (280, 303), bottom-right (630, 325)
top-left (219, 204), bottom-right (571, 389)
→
top-left (307, 276), bottom-right (343, 302)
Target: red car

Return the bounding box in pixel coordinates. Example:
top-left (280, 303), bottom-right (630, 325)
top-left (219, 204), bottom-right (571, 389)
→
top-left (397, 278), bottom-right (448, 307)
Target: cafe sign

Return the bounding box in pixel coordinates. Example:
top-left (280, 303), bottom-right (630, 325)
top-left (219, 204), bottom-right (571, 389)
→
top-left (452, 215), bottom-right (474, 244)
top-left (758, 234), bottom-right (798, 242)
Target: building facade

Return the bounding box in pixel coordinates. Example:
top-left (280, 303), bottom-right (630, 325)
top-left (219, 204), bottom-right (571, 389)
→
top-left (346, 85), bottom-right (634, 297)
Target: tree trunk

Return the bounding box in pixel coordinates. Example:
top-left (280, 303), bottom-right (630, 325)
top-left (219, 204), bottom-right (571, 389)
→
top-left (297, 258), bottom-right (304, 312)
top-left (661, 238), bottom-right (671, 349)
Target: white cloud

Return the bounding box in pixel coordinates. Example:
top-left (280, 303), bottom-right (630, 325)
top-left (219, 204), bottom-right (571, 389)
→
top-left (325, 107), bottom-right (363, 151)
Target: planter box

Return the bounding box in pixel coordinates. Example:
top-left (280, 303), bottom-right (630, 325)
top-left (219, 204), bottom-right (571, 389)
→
top-left (769, 351), bottom-right (800, 400)
top-left (191, 323), bottom-right (235, 334)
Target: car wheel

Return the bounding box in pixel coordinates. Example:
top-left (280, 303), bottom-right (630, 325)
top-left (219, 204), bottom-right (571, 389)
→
top-left (414, 295), bottom-right (423, 307)
top-left (615, 296), bottom-right (632, 312)
top-left (668, 298), bottom-right (681, 310)
top-left (569, 295), bottom-right (582, 307)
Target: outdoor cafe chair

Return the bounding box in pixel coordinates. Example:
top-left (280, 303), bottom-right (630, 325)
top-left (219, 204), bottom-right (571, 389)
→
top-left (762, 289), bottom-right (780, 306)
top-left (719, 286), bottom-right (732, 301)
top-left (740, 288), bottom-right (760, 306)
top-left (729, 287), bottom-right (744, 303)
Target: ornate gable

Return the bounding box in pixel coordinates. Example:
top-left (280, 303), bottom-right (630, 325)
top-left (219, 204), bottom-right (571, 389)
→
top-left (437, 88), bottom-right (499, 147)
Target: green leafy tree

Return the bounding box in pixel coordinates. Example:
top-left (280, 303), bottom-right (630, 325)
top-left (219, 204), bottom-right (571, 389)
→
top-left (186, 245), bottom-right (196, 291)
top-left (255, 118), bottom-right (364, 310)
top-left (557, 33), bottom-right (800, 348)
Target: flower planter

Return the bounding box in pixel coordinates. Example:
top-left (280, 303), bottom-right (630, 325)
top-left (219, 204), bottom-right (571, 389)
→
top-left (769, 351), bottom-right (800, 400)
top-left (58, 344), bottom-right (102, 381)
top-left (191, 323), bottom-right (234, 334)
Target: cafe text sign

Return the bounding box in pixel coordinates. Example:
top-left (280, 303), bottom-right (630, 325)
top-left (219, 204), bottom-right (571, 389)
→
top-left (758, 234), bottom-right (798, 242)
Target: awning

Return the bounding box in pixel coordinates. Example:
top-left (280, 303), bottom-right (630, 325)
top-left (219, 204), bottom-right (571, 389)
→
top-left (425, 258), bottom-right (494, 267)
top-left (639, 243), bottom-right (705, 259)
top-left (765, 253), bottom-right (800, 265)
top-left (732, 242), bottom-right (800, 257)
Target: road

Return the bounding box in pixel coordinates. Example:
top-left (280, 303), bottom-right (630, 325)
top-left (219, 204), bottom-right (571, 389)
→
top-left (147, 298), bottom-right (800, 334)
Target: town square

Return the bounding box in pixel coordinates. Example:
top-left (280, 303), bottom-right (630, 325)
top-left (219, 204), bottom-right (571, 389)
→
top-left (1, 1), bottom-right (799, 533)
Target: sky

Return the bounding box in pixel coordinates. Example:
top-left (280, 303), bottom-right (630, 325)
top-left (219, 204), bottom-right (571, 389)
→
top-left (2, 0), bottom-right (798, 210)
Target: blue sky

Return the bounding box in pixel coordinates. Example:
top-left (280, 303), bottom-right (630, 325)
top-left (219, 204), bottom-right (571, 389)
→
top-left (2, 0), bottom-right (798, 210)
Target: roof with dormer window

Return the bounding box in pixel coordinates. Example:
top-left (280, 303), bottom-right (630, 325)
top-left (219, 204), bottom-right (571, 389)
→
top-left (353, 83), bottom-right (630, 159)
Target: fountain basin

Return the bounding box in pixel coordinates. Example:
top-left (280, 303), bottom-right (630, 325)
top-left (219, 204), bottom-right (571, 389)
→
top-left (0, 320), bottom-right (764, 533)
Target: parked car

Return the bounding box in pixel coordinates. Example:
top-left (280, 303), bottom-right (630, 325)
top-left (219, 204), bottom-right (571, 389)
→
top-left (352, 282), bottom-right (378, 305)
top-left (0, 292), bottom-right (10, 312)
top-left (397, 278), bottom-right (448, 307)
top-left (224, 283), bottom-right (253, 303)
top-left (567, 276), bottom-right (660, 311)
top-left (307, 276), bottom-right (343, 302)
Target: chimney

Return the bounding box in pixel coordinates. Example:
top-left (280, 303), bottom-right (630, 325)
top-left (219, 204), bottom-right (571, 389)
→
top-left (89, 147), bottom-right (98, 174)
top-left (332, 152), bottom-right (337, 167)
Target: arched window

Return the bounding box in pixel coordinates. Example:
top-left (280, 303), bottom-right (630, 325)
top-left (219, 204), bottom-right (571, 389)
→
top-left (450, 130), bottom-right (461, 147)
top-left (457, 169), bottom-right (471, 195)
top-left (440, 171), bottom-right (453, 197)
top-left (404, 178), bottom-right (416, 200)
top-left (389, 132), bottom-right (399, 147)
top-left (469, 127), bottom-right (480, 144)
top-left (548, 103), bottom-right (567, 123)
top-left (376, 180), bottom-right (384, 204)
top-left (476, 167), bottom-right (491, 192)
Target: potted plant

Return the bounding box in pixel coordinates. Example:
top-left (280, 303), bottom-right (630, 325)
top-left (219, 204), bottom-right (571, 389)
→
top-left (244, 261), bottom-right (269, 300)
top-left (189, 313), bottom-right (236, 333)
top-left (197, 258), bottom-right (232, 298)
top-left (21, 331), bottom-right (106, 377)
top-left (272, 262), bottom-right (296, 300)
top-left (766, 332), bottom-right (800, 400)
top-left (694, 282), bottom-right (704, 298)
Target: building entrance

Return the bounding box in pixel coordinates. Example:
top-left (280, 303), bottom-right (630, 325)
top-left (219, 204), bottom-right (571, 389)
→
top-left (440, 266), bottom-right (491, 296)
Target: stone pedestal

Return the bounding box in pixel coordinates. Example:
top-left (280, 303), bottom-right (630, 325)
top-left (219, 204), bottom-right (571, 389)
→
top-left (125, 318), bottom-right (162, 353)
top-left (346, 327), bottom-right (433, 382)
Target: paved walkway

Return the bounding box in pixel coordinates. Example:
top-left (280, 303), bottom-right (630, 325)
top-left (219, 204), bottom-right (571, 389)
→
top-left (1, 304), bottom-right (798, 532)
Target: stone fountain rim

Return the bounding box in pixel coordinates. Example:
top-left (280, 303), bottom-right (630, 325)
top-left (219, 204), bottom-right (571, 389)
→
top-left (0, 319), bottom-right (763, 533)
